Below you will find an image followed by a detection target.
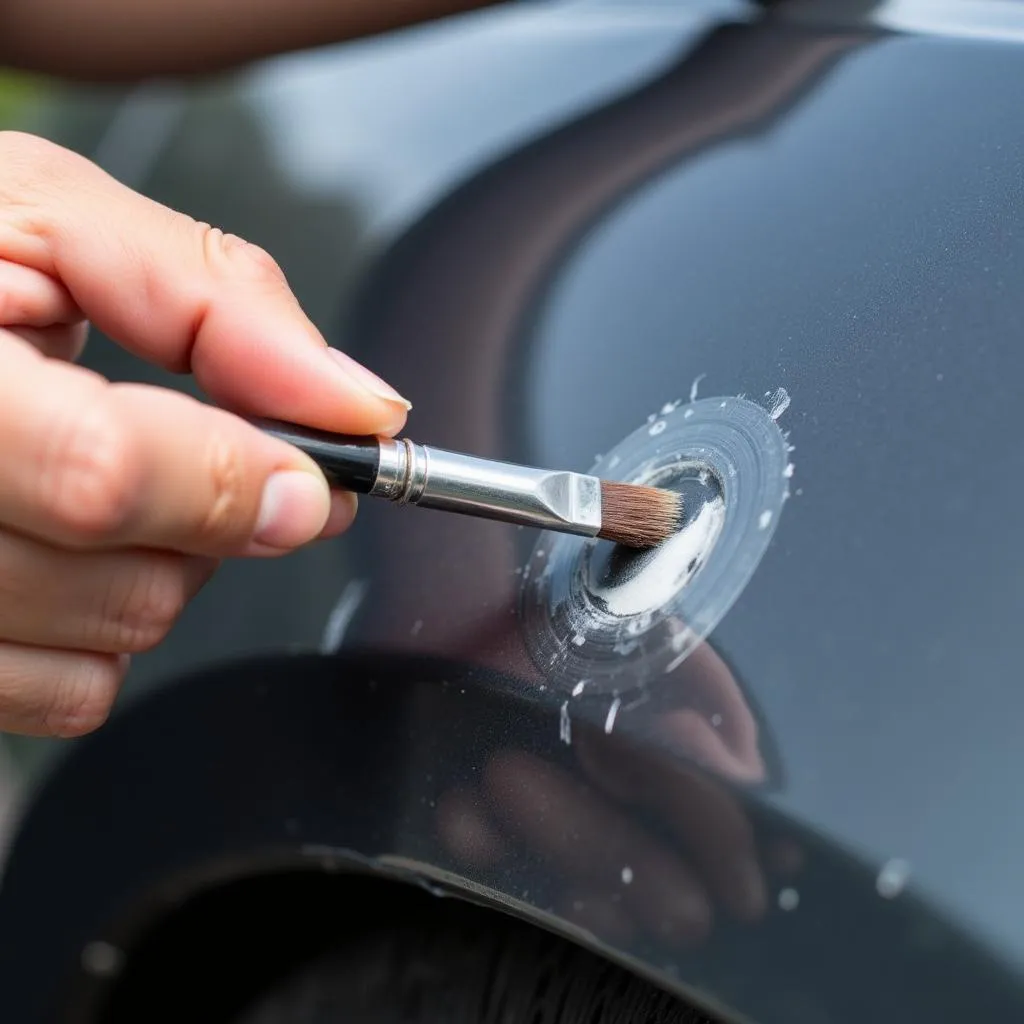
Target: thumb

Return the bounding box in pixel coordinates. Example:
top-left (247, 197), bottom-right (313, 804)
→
top-left (0, 131), bottom-right (410, 436)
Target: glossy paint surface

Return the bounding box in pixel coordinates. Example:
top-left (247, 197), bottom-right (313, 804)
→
top-left (3, 2), bottom-right (1024, 1022)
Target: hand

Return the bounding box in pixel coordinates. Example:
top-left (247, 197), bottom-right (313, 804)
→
top-left (0, 131), bottom-right (410, 738)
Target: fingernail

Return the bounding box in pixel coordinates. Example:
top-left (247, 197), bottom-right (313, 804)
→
top-left (327, 348), bottom-right (412, 410)
top-left (255, 470), bottom-right (331, 549)
top-left (320, 490), bottom-right (358, 539)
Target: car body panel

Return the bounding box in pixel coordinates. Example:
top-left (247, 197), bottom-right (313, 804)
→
top-left (2, 1), bottom-right (1024, 1021)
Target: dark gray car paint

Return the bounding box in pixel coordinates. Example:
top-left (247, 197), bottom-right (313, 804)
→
top-left (2, 1), bottom-right (1024, 1021)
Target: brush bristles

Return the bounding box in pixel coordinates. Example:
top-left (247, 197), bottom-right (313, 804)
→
top-left (597, 480), bottom-right (684, 549)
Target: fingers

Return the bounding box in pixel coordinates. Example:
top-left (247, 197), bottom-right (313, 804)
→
top-left (0, 643), bottom-right (127, 737)
top-left (575, 732), bottom-right (767, 923)
top-left (484, 751), bottom-right (713, 943)
top-left (0, 528), bottom-right (215, 653)
top-left (0, 335), bottom-right (342, 556)
top-left (0, 131), bottom-right (410, 437)
top-left (0, 256), bottom-right (80, 327)
top-left (0, 255), bottom-right (89, 360)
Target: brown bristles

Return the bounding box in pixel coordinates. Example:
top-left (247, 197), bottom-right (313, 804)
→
top-left (597, 480), bottom-right (684, 549)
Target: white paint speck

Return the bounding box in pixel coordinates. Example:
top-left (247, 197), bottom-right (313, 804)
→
top-left (572, 633), bottom-right (586, 647)
top-left (648, 419), bottom-right (667, 437)
top-left (621, 866), bottom-right (634, 885)
top-left (876, 858), bottom-right (911, 899)
top-left (647, 412), bottom-right (657, 424)
top-left (410, 619), bottom-right (423, 636)
top-left (711, 713), bottom-right (722, 727)
top-left (604, 697), bottom-right (622, 734)
top-left (689, 373), bottom-right (706, 402)
top-left (660, 399), bottom-right (681, 415)
top-left (784, 463), bottom-right (795, 478)
top-left (572, 680), bottom-right (587, 697)
top-left (82, 941), bottom-right (123, 977)
top-left (320, 579), bottom-right (368, 653)
top-left (559, 701), bottom-right (571, 745)
top-left (766, 386), bottom-right (791, 421)
top-left (778, 888), bottom-right (800, 911)
top-left (758, 510), bottom-right (773, 530)
top-left (795, 487), bottom-right (804, 496)
top-left (683, 408), bottom-right (694, 419)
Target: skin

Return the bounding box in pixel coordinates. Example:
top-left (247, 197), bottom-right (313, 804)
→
top-left (0, 131), bottom-right (416, 737)
top-left (0, 0), bottom-right (502, 736)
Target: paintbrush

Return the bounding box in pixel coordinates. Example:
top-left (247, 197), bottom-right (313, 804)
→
top-left (252, 418), bottom-right (683, 549)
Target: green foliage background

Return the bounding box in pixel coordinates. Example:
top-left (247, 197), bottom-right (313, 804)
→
top-left (0, 70), bottom-right (49, 129)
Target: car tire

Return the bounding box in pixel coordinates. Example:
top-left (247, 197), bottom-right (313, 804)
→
top-left (234, 902), bottom-right (712, 1024)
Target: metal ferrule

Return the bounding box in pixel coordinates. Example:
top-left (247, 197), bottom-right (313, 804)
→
top-left (371, 438), bottom-right (602, 537)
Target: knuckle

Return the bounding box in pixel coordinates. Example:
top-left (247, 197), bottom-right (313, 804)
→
top-left (102, 557), bottom-right (189, 652)
top-left (43, 656), bottom-right (122, 738)
top-left (196, 431), bottom-right (247, 544)
top-left (200, 224), bottom-right (287, 287)
top-left (37, 399), bottom-right (139, 541)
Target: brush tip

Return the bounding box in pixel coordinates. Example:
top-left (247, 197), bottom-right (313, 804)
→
top-left (597, 480), bottom-right (684, 549)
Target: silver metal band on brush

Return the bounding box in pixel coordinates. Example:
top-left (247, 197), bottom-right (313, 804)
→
top-left (370, 437), bottom-right (603, 537)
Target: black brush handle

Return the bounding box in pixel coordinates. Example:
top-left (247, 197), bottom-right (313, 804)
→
top-left (251, 418), bottom-right (382, 494)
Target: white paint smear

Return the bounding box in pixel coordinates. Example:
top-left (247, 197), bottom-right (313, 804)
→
top-left (604, 697), bottom-right (621, 734)
top-left (591, 498), bottom-right (725, 617)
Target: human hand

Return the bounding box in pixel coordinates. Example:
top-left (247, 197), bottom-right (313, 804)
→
top-left (0, 131), bottom-right (410, 738)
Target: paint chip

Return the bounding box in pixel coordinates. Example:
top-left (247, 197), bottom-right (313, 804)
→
top-left (766, 386), bottom-right (791, 421)
top-left (758, 510), bottom-right (773, 530)
top-left (621, 866), bottom-right (634, 884)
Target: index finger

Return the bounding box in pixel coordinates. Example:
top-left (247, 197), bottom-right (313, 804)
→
top-left (0, 131), bottom-right (410, 436)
